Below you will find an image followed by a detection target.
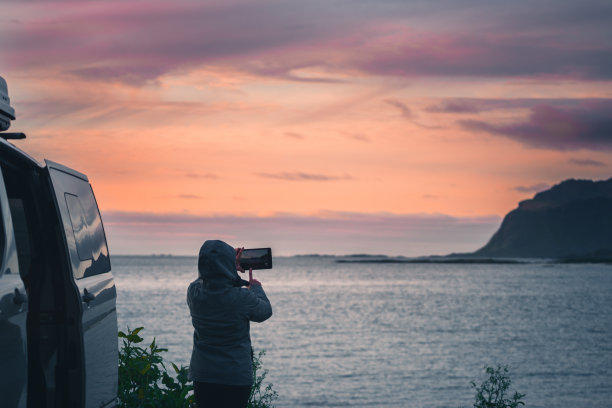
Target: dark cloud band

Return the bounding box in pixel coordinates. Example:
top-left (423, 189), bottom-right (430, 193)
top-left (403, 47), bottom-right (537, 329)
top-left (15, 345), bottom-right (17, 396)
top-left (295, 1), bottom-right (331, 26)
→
top-left (459, 100), bottom-right (612, 151)
top-left (255, 172), bottom-right (352, 181)
top-left (4, 0), bottom-right (612, 84)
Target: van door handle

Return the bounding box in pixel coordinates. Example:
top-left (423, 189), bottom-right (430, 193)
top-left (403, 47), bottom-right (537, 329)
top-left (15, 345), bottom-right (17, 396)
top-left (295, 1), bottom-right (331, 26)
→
top-left (13, 288), bottom-right (28, 305)
top-left (82, 288), bottom-right (96, 303)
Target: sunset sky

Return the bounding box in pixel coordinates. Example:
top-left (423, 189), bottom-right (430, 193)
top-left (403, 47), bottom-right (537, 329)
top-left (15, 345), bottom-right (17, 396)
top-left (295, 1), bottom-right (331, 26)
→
top-left (2, 0), bottom-right (611, 255)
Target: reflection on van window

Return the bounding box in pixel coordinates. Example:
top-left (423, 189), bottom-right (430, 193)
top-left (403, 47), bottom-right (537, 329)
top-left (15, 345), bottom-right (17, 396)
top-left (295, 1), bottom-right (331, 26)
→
top-left (64, 192), bottom-right (110, 278)
top-left (0, 197), bottom-right (5, 270)
top-left (65, 193), bottom-right (93, 261)
top-left (9, 199), bottom-right (31, 280)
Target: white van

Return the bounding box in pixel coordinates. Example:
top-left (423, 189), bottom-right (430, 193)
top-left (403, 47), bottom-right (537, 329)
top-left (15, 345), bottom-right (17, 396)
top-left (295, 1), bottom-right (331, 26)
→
top-left (0, 76), bottom-right (118, 407)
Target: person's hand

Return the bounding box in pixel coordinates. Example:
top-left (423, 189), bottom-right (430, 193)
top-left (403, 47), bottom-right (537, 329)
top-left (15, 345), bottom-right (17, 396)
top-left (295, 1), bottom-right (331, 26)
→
top-left (235, 247), bottom-right (246, 273)
top-left (248, 268), bottom-right (262, 288)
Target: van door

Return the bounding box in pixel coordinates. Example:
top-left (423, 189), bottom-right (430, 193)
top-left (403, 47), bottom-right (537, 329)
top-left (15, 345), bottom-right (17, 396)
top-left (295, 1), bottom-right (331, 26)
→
top-left (0, 166), bottom-right (28, 408)
top-left (45, 160), bottom-right (117, 408)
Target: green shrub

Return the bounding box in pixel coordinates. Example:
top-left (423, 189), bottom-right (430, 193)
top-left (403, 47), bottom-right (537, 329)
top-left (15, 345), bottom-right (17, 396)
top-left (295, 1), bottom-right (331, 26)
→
top-left (118, 327), bottom-right (193, 408)
top-left (466, 365), bottom-right (526, 408)
top-left (118, 326), bottom-right (278, 408)
top-left (248, 350), bottom-right (278, 408)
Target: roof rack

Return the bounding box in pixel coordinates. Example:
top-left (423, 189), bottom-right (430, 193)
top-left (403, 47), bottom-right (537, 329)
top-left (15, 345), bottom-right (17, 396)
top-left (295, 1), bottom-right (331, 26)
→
top-left (1, 132), bottom-right (26, 140)
top-left (1, 75), bottom-right (17, 132)
top-left (1, 75), bottom-right (26, 140)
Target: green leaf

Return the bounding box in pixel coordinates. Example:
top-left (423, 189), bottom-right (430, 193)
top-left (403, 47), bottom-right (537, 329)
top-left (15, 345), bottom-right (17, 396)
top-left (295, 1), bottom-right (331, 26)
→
top-left (127, 334), bottom-right (144, 343)
top-left (139, 363), bottom-right (151, 375)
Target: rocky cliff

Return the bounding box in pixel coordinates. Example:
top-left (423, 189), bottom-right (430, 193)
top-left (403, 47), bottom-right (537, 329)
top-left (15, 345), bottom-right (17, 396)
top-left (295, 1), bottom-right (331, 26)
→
top-left (474, 178), bottom-right (612, 258)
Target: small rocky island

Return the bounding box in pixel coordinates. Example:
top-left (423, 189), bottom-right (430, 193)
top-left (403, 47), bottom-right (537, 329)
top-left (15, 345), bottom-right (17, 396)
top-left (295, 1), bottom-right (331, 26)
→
top-left (474, 178), bottom-right (612, 259)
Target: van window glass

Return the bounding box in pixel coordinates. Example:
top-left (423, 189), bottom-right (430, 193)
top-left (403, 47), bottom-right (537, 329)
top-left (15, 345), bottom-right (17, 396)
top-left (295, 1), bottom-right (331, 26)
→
top-left (9, 199), bottom-right (31, 278)
top-left (64, 191), bottom-right (110, 278)
top-left (1, 163), bottom-right (35, 281)
top-left (0, 197), bottom-right (5, 271)
top-left (65, 193), bottom-right (93, 261)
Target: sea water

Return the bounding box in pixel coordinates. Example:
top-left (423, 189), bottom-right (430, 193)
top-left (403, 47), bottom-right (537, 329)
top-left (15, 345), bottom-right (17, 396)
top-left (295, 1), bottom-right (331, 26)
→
top-left (114, 255), bottom-right (612, 407)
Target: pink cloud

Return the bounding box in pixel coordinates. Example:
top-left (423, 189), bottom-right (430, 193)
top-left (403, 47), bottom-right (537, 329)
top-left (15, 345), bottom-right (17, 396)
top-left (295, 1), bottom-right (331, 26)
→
top-left (384, 99), bottom-right (413, 118)
top-left (4, 1), bottom-right (611, 84)
top-left (513, 183), bottom-right (550, 193)
top-left (102, 210), bottom-right (501, 256)
top-left (569, 158), bottom-right (606, 167)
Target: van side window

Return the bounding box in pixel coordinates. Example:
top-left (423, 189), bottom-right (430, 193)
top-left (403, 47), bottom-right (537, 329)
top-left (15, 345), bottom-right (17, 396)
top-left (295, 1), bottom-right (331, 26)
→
top-left (9, 199), bottom-right (31, 278)
top-left (65, 193), bottom-right (93, 261)
top-left (64, 190), bottom-right (110, 278)
top-left (0, 197), bottom-right (5, 269)
top-left (1, 164), bottom-right (34, 282)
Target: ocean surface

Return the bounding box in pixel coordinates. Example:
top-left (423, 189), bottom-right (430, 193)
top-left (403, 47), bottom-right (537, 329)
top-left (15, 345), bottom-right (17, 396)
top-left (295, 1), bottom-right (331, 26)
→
top-left (114, 255), bottom-right (612, 407)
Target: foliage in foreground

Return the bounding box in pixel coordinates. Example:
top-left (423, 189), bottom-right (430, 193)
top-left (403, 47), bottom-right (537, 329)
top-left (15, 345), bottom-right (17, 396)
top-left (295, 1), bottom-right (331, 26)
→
top-left (249, 350), bottom-right (278, 408)
top-left (118, 327), bottom-right (193, 408)
top-left (465, 365), bottom-right (526, 408)
top-left (118, 326), bottom-right (278, 408)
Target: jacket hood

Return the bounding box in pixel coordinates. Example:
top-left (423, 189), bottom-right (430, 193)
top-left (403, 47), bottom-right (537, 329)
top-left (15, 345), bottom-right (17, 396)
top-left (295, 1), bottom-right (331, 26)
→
top-left (198, 240), bottom-right (241, 287)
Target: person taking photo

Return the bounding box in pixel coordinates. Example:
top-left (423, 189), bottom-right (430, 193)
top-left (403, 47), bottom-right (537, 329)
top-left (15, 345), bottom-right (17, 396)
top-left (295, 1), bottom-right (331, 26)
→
top-left (187, 240), bottom-right (272, 408)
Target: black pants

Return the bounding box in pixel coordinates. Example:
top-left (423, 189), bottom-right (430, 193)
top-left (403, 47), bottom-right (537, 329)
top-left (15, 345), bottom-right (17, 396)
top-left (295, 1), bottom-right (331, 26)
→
top-left (193, 381), bottom-right (252, 408)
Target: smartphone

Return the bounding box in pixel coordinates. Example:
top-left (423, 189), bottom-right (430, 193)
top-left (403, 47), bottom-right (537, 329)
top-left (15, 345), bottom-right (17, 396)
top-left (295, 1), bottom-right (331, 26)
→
top-left (239, 248), bottom-right (273, 270)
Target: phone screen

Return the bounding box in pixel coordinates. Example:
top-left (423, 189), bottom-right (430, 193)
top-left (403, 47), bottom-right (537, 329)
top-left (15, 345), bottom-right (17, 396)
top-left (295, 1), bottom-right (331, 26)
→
top-left (239, 248), bottom-right (273, 270)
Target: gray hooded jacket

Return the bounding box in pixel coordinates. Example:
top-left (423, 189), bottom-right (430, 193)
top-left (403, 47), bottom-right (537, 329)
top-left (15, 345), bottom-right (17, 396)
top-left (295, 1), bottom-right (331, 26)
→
top-left (187, 240), bottom-right (272, 386)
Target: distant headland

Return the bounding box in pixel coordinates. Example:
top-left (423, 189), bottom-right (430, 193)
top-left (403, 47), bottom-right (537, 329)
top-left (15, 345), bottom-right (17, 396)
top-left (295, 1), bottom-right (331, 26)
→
top-left (472, 178), bottom-right (612, 260)
top-left (337, 178), bottom-right (612, 264)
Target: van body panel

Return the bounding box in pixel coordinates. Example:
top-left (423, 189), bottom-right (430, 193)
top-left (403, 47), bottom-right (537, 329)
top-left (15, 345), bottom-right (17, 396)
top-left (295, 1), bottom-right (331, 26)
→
top-left (76, 271), bottom-right (118, 408)
top-left (46, 159), bottom-right (89, 182)
top-left (0, 166), bottom-right (28, 408)
top-left (0, 272), bottom-right (28, 408)
top-left (47, 163), bottom-right (117, 408)
top-left (0, 166), bottom-right (19, 277)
